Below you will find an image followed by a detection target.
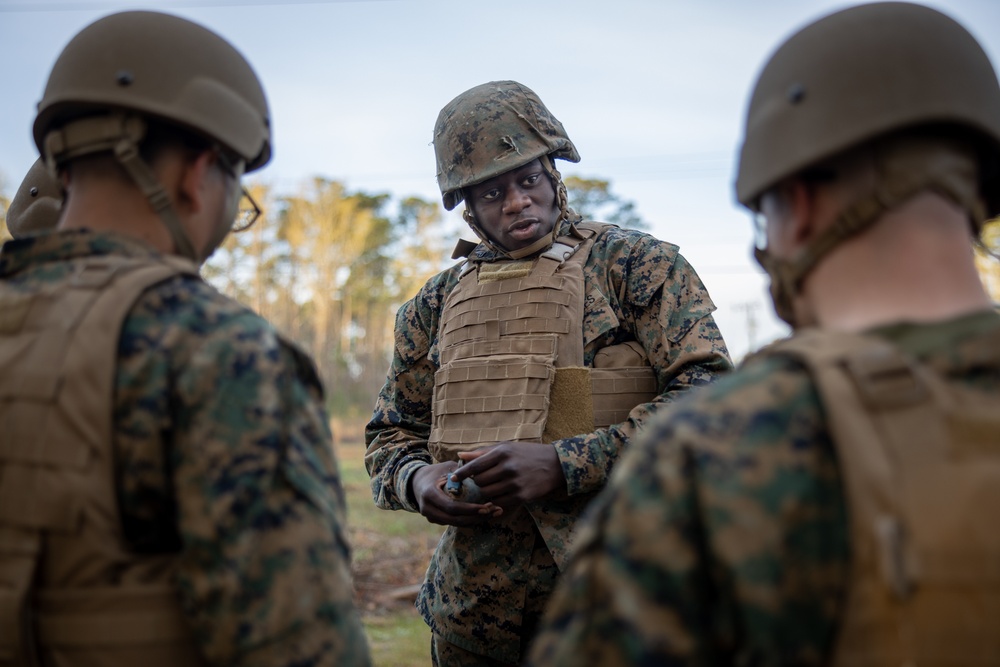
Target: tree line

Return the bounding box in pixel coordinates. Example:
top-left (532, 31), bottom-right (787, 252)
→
top-left (0, 172), bottom-right (645, 419)
top-left (2, 172), bottom-right (997, 420)
top-left (201, 175), bottom-right (645, 418)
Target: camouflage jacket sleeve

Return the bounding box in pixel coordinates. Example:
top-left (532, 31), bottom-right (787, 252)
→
top-left (552, 225), bottom-right (733, 496)
top-left (364, 267), bottom-right (459, 512)
top-left (527, 355), bottom-right (849, 666)
top-left (115, 276), bottom-right (371, 667)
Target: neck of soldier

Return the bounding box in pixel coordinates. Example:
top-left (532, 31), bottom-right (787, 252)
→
top-left (796, 191), bottom-right (994, 332)
top-left (57, 158), bottom-right (185, 256)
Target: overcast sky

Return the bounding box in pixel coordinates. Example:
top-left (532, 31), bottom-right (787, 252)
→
top-left (2, 0), bottom-right (998, 360)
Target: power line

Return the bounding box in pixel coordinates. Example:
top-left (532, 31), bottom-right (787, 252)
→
top-left (732, 301), bottom-right (762, 351)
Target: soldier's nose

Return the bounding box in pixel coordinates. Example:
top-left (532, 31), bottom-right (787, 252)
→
top-left (503, 190), bottom-right (530, 214)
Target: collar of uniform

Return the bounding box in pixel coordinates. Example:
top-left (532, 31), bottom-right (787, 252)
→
top-left (866, 309), bottom-right (1000, 361)
top-left (467, 218), bottom-right (582, 263)
top-left (0, 229), bottom-right (168, 278)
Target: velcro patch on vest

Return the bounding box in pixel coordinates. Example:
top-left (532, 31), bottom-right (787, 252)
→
top-left (543, 367), bottom-right (594, 442)
top-left (476, 260), bottom-right (534, 283)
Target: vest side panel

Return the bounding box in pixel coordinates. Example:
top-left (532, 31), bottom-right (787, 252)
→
top-left (765, 330), bottom-right (1000, 666)
top-left (0, 255), bottom-right (207, 667)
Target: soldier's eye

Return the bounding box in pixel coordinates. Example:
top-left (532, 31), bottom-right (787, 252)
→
top-left (523, 173), bottom-right (540, 186)
top-left (481, 189), bottom-right (501, 201)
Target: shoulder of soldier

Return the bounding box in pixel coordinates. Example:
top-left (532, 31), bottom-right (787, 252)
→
top-left (694, 349), bottom-right (816, 408)
top-left (614, 349), bottom-right (839, 579)
top-left (121, 273), bottom-right (293, 371)
top-left (582, 223), bottom-right (699, 309)
top-left (586, 222), bottom-right (680, 263)
top-left (400, 261), bottom-right (464, 325)
top-left (642, 351), bottom-right (825, 457)
top-left (384, 262), bottom-right (465, 367)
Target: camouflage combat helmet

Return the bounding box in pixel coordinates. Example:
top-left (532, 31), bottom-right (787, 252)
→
top-left (6, 158), bottom-right (62, 238)
top-left (735, 2), bottom-right (1000, 217)
top-left (434, 80), bottom-right (580, 211)
top-left (33, 10), bottom-right (271, 262)
top-left (734, 2), bottom-right (1000, 326)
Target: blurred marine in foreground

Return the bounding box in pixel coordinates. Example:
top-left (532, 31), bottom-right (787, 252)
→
top-left (529, 2), bottom-right (1000, 665)
top-left (0, 10), bottom-right (371, 666)
top-left (366, 80), bottom-right (732, 666)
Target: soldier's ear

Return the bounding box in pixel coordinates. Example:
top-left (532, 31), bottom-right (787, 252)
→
top-left (786, 179), bottom-right (820, 246)
top-left (176, 149), bottom-right (217, 216)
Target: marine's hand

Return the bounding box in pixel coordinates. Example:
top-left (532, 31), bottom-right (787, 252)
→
top-left (452, 441), bottom-right (567, 511)
top-left (410, 461), bottom-right (500, 527)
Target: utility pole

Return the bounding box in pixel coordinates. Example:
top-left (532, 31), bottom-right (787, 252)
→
top-left (732, 301), bottom-right (760, 353)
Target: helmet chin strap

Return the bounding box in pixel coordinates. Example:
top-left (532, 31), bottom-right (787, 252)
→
top-left (113, 136), bottom-right (200, 263)
top-left (755, 137), bottom-right (986, 328)
top-left (44, 113), bottom-right (200, 262)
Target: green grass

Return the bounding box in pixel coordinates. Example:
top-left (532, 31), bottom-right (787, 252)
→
top-left (363, 612), bottom-right (431, 667)
top-left (337, 440), bottom-right (440, 665)
top-left (340, 444), bottom-right (442, 538)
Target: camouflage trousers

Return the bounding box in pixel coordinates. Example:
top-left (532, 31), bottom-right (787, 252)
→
top-left (430, 530), bottom-right (558, 666)
top-left (431, 635), bottom-right (513, 667)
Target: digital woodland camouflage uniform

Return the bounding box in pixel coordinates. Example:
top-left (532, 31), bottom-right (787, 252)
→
top-left (529, 3), bottom-right (1000, 665)
top-left (366, 214), bottom-right (732, 662)
top-left (0, 230), bottom-right (371, 665)
top-left (528, 311), bottom-right (1000, 665)
top-left (0, 10), bottom-right (370, 666)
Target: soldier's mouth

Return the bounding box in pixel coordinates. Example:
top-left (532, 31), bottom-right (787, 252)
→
top-left (508, 219), bottom-right (539, 239)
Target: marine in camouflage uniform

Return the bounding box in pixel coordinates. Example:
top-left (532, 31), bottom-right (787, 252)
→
top-left (0, 11), bottom-right (370, 666)
top-left (366, 81), bottom-right (732, 665)
top-left (528, 3), bottom-right (1000, 665)
top-left (1, 231), bottom-right (369, 665)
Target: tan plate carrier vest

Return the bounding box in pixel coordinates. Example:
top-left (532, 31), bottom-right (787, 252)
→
top-left (762, 329), bottom-right (1000, 665)
top-left (429, 222), bottom-right (659, 462)
top-left (0, 254), bottom-right (208, 667)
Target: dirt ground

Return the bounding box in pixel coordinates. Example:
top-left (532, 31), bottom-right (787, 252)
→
top-left (351, 526), bottom-right (438, 615)
top-left (334, 429), bottom-right (441, 616)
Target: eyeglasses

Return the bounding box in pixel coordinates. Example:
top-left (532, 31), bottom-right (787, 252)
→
top-left (213, 146), bottom-right (262, 232)
top-left (232, 189), bottom-right (262, 232)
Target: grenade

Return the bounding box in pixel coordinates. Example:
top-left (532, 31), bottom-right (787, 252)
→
top-left (445, 473), bottom-right (484, 503)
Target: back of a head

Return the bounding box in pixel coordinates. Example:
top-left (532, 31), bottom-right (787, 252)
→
top-left (735, 1), bottom-right (1000, 223)
top-left (35, 10), bottom-right (271, 173)
top-left (734, 2), bottom-right (1000, 327)
top-left (32, 10), bottom-right (272, 262)
top-left (6, 158), bottom-right (62, 238)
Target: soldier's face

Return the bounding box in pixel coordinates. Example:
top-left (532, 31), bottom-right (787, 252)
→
top-left (466, 159), bottom-right (559, 252)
